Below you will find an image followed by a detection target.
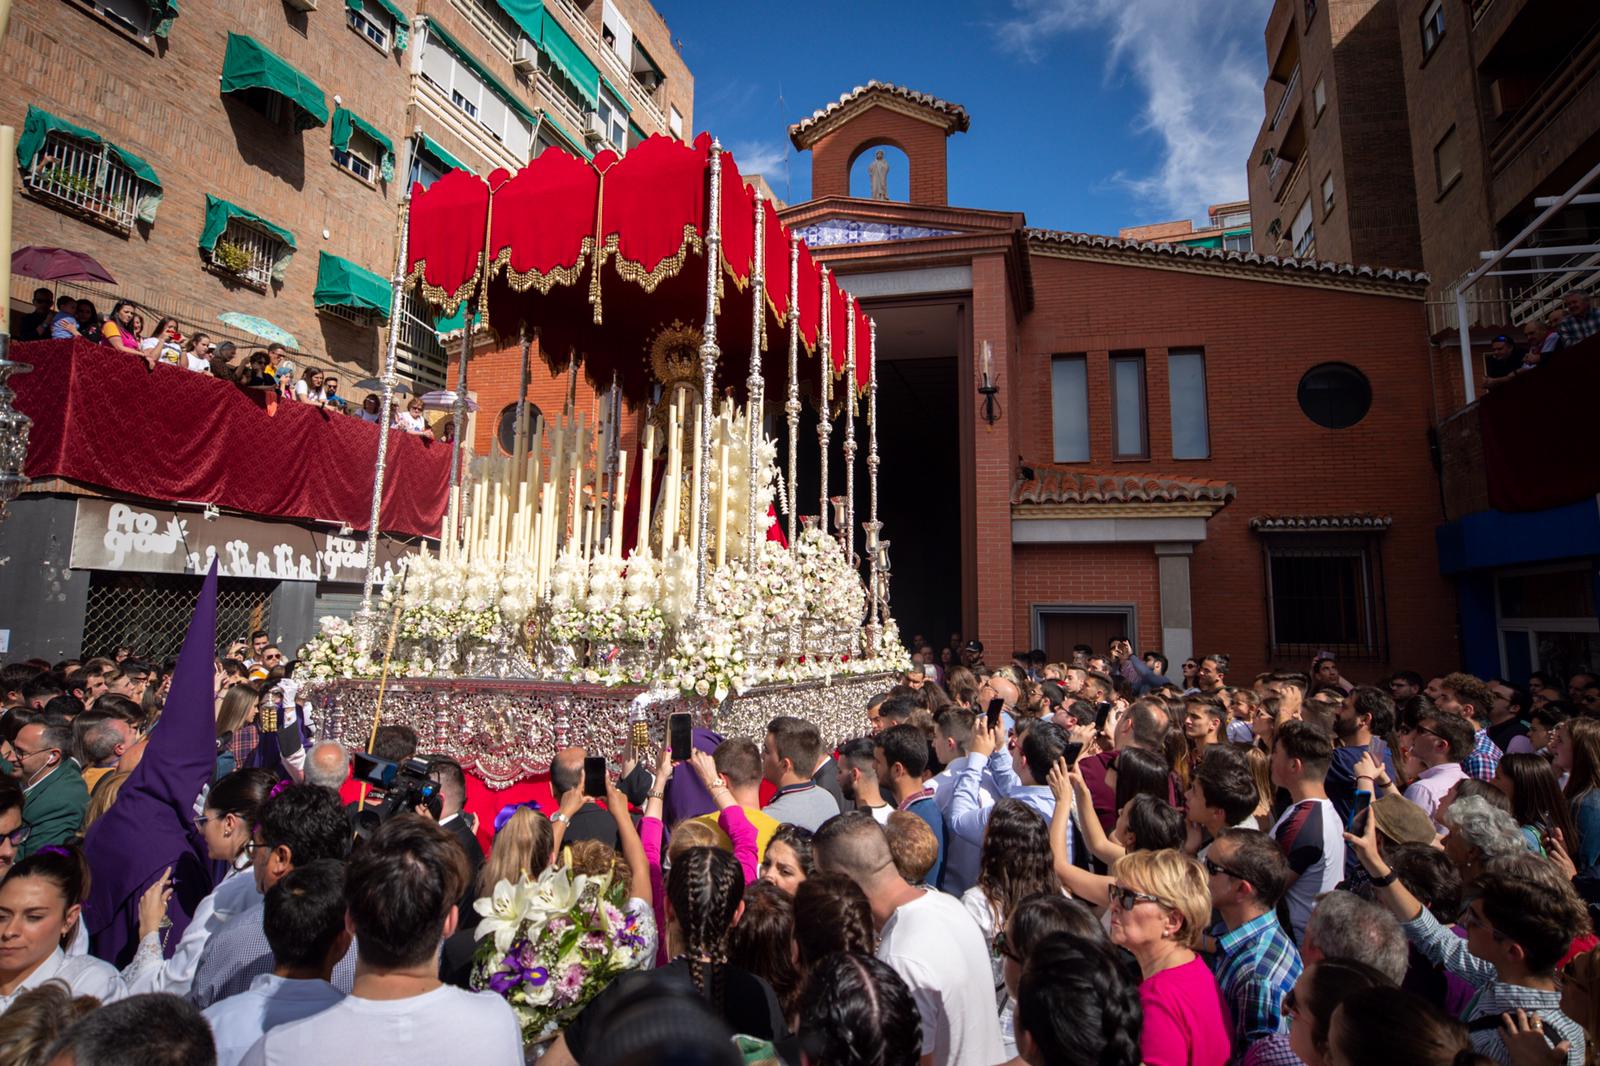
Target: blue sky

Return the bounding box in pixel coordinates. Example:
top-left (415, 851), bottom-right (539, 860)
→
top-left (654, 0), bottom-right (1272, 235)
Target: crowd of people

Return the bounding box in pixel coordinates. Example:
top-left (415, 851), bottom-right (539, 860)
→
top-left (0, 620), bottom-right (1598, 1066)
top-left (10, 289), bottom-right (448, 439)
top-left (1481, 289), bottom-right (1600, 391)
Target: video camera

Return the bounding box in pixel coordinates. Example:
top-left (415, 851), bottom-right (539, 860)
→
top-left (350, 752), bottom-right (442, 840)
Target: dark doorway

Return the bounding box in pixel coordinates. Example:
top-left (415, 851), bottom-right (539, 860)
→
top-left (1036, 607), bottom-right (1138, 663)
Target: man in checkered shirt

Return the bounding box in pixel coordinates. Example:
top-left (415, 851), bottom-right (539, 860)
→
top-left (1555, 290), bottom-right (1600, 348)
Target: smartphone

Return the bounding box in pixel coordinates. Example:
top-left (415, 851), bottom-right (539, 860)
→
top-left (1062, 741), bottom-right (1084, 766)
top-left (583, 756), bottom-right (607, 798)
top-left (670, 712), bottom-right (693, 763)
top-left (1095, 700), bottom-right (1114, 730)
top-left (1348, 788), bottom-right (1373, 831)
top-left (920, 663), bottom-right (935, 677)
top-left (986, 697), bottom-right (1005, 731)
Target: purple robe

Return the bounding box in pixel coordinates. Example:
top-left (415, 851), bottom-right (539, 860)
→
top-left (85, 562), bottom-right (221, 965)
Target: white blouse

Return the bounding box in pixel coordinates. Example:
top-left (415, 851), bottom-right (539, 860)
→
top-left (0, 947), bottom-right (122, 1012)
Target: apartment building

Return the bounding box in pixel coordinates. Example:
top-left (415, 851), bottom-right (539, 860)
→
top-left (1247, 0), bottom-right (1424, 269)
top-left (1119, 202), bottom-right (1253, 251)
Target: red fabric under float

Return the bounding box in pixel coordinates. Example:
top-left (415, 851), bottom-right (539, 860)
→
top-left (407, 168), bottom-right (491, 317)
top-left (14, 341), bottom-right (450, 538)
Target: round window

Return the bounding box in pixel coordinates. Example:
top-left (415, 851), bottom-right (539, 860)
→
top-left (1297, 363), bottom-right (1372, 429)
top-left (495, 402), bottom-right (543, 455)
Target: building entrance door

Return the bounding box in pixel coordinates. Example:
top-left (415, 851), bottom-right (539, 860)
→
top-left (1034, 605), bottom-right (1138, 662)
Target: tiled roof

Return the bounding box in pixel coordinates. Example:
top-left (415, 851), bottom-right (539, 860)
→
top-left (789, 82), bottom-right (970, 147)
top-left (1012, 466), bottom-right (1236, 507)
top-left (1249, 514), bottom-right (1393, 532)
top-left (1025, 228), bottom-right (1430, 286)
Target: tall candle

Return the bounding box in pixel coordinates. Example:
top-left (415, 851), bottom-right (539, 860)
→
top-left (635, 420), bottom-right (656, 558)
top-left (611, 450), bottom-right (627, 552)
top-left (714, 431), bottom-right (729, 570)
top-left (664, 398), bottom-right (680, 551)
top-left (688, 397), bottom-right (703, 559)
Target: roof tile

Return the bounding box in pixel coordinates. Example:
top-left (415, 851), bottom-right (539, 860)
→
top-left (1012, 464), bottom-right (1237, 507)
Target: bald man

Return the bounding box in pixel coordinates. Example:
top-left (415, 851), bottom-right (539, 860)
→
top-left (303, 740), bottom-right (349, 791)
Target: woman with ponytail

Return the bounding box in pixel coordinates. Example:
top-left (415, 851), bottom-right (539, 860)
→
top-left (0, 845), bottom-right (121, 1010)
top-left (546, 846), bottom-right (789, 1064)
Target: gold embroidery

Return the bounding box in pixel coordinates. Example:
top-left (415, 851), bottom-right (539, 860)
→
top-left (406, 258), bottom-right (481, 319)
top-left (493, 238), bottom-right (595, 295)
top-left (611, 223), bottom-right (703, 294)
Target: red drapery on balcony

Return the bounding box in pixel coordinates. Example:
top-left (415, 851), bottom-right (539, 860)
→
top-left (14, 341), bottom-right (450, 539)
top-left (405, 132), bottom-right (870, 403)
top-left (1478, 333), bottom-right (1600, 512)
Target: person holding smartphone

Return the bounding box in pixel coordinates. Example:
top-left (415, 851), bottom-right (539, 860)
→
top-left (548, 747), bottom-right (638, 848)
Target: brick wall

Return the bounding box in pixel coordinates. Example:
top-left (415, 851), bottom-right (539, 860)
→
top-left (1014, 252), bottom-right (1460, 681)
top-left (807, 108), bottom-right (950, 206)
top-left (1012, 543), bottom-right (1163, 654)
top-left (2, 0), bottom-right (410, 380)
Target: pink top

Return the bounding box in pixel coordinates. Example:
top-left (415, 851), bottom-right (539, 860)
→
top-left (640, 805), bottom-right (760, 967)
top-left (1139, 955), bottom-right (1233, 1066)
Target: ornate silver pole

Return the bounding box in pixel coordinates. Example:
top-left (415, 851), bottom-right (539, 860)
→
top-left (785, 235), bottom-right (800, 553)
top-left (514, 322), bottom-right (531, 462)
top-left (447, 325), bottom-right (471, 545)
top-left (745, 193), bottom-right (765, 565)
top-left (865, 317), bottom-right (881, 652)
top-left (694, 141), bottom-right (723, 614)
top-left (357, 197), bottom-right (411, 643)
top-left (843, 294), bottom-right (857, 567)
top-left (817, 266), bottom-right (831, 535)
top-left (0, 334), bottom-right (33, 524)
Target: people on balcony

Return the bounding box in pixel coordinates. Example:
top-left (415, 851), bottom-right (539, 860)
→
top-left (143, 318), bottom-right (184, 367)
top-left (1557, 290), bottom-right (1600, 348)
top-left (18, 289), bottom-right (55, 341)
top-left (48, 296), bottom-right (81, 340)
top-left (101, 302), bottom-right (144, 362)
top-left (293, 368), bottom-right (327, 408)
top-left (397, 397), bottom-right (434, 438)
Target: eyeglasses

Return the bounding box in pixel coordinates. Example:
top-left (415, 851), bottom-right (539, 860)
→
top-left (993, 928), bottom-right (1021, 964)
top-left (1458, 903), bottom-right (1508, 942)
top-left (1108, 884), bottom-right (1170, 911)
top-left (1413, 725), bottom-right (1447, 743)
top-left (1203, 857), bottom-right (1250, 885)
top-left (242, 839), bottom-right (268, 856)
top-left (10, 746), bottom-right (54, 762)
top-left (0, 825), bottom-right (32, 847)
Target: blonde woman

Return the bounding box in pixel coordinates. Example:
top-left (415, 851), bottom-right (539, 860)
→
top-left (1108, 849), bottom-right (1232, 1066)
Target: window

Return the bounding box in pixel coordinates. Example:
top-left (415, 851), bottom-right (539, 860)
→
top-left (395, 291), bottom-right (449, 390)
top-left (1217, 210), bottom-right (1251, 229)
top-left (408, 152), bottom-right (446, 190)
top-left (1297, 363), bottom-right (1372, 428)
top-left (602, 0), bottom-right (634, 67)
top-left (1263, 535), bottom-right (1385, 659)
top-left (597, 85), bottom-right (628, 149)
top-left (451, 89), bottom-right (480, 121)
top-left (451, 0), bottom-right (515, 58)
top-left (1049, 355), bottom-right (1089, 462)
top-left (1167, 349), bottom-right (1209, 459)
top-left (1223, 232), bottom-right (1252, 252)
top-left (1420, 0), bottom-right (1445, 57)
top-left (496, 402), bottom-right (545, 455)
top-left (347, 0), bottom-right (392, 52)
top-left (1434, 125), bottom-right (1461, 195)
top-left (24, 131), bottom-right (151, 232)
top-left (419, 28), bottom-right (533, 158)
top-left (1312, 77), bottom-right (1326, 119)
top-left (1496, 566), bottom-right (1600, 682)
top-left (335, 129), bottom-right (382, 184)
top-left (76, 0), bottom-right (157, 37)
top-left (1290, 197), bottom-right (1315, 257)
top-left (669, 105), bottom-right (684, 140)
top-left (1321, 172), bottom-right (1335, 214)
top-left (211, 218), bottom-right (285, 290)
top-left (1109, 351), bottom-right (1148, 460)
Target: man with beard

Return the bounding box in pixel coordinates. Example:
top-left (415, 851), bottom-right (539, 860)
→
top-left (1325, 686), bottom-right (1399, 825)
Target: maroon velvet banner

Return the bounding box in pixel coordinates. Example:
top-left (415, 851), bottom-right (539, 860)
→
top-left (1480, 333), bottom-right (1600, 513)
top-left (14, 341), bottom-right (449, 539)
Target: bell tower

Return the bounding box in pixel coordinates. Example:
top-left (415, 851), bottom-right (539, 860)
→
top-left (788, 81), bottom-right (969, 207)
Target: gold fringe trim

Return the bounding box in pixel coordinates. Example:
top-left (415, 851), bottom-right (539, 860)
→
top-left (612, 223), bottom-right (703, 294)
top-left (406, 259), bottom-right (480, 319)
top-left (492, 238), bottom-right (594, 295)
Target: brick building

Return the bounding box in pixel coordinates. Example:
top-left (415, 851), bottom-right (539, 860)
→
top-left (0, 0), bottom-right (692, 662)
top-left (1119, 202), bottom-right (1254, 253)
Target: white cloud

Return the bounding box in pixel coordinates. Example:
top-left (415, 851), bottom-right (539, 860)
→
top-left (727, 140), bottom-right (791, 182)
top-left (996, 0), bottom-right (1270, 223)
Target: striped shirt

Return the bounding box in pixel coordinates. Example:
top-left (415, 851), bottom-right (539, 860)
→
top-left (1214, 910), bottom-right (1303, 1054)
top-left (1402, 908), bottom-right (1585, 1066)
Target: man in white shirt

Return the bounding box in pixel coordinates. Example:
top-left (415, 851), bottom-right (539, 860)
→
top-left (1267, 720), bottom-right (1345, 943)
top-left (815, 811), bottom-right (1005, 1066)
top-left (928, 706), bottom-right (994, 894)
top-left (204, 860), bottom-right (349, 1066)
top-left (241, 815), bottom-right (522, 1066)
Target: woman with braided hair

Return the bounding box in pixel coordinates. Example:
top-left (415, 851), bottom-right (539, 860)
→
top-left (1012, 932), bottom-right (1143, 1066)
top-left (793, 952), bottom-right (922, 1066)
top-left (546, 846), bottom-right (790, 1064)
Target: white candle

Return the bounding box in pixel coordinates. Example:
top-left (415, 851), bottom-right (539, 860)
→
top-left (688, 397), bottom-right (703, 559)
top-left (636, 420), bottom-right (656, 558)
top-left (664, 398), bottom-right (680, 551)
top-left (714, 431), bottom-right (729, 570)
top-left (611, 449), bottom-right (627, 552)
top-left (982, 340), bottom-right (992, 384)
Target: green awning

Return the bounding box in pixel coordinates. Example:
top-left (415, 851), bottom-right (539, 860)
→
top-left (417, 133), bottom-right (475, 175)
top-left (433, 303), bottom-right (479, 340)
top-left (601, 77), bottom-right (632, 114)
top-left (314, 251), bottom-right (392, 319)
top-left (199, 194), bottom-right (297, 283)
top-left (538, 111), bottom-right (591, 160)
top-left (627, 119), bottom-right (645, 149)
top-left (16, 105), bottom-right (165, 222)
top-left (537, 10), bottom-right (598, 108)
top-left (344, 0), bottom-right (409, 50)
top-left (423, 19), bottom-right (538, 125)
top-left (331, 108), bottom-right (396, 181)
top-left (147, 0), bottom-right (179, 38)
top-left (220, 33), bottom-right (330, 130)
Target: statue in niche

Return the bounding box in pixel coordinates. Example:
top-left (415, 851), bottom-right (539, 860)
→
top-left (868, 149), bottom-right (890, 200)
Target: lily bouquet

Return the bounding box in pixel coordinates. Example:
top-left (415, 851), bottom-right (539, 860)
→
top-left (469, 860), bottom-right (654, 1046)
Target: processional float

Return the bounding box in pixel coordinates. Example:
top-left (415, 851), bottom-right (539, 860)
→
top-left (304, 133), bottom-right (907, 786)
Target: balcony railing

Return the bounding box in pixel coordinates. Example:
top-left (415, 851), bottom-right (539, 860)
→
top-left (1269, 66), bottom-right (1300, 132)
top-left (24, 131), bottom-right (149, 232)
top-left (1488, 20), bottom-right (1600, 176)
top-left (210, 219), bottom-right (282, 290)
top-left (549, 0), bottom-right (666, 129)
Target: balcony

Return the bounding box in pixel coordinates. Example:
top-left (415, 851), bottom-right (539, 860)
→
top-left (1269, 66), bottom-right (1301, 132)
top-left (24, 131), bottom-right (153, 234)
top-left (548, 0), bottom-right (666, 130)
top-left (1487, 18), bottom-right (1600, 178)
top-left (1272, 153), bottom-right (1306, 204)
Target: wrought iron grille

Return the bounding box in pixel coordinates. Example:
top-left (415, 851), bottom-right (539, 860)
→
top-left (81, 572), bottom-right (273, 662)
top-left (25, 131), bottom-right (149, 232)
top-left (212, 219), bottom-right (283, 289)
top-left (1261, 536), bottom-right (1389, 662)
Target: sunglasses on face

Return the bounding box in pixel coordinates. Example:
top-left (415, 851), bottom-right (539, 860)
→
top-left (993, 928), bottom-right (1021, 963)
top-left (1204, 856), bottom-right (1250, 885)
top-left (0, 825), bottom-right (32, 846)
top-left (1108, 884), bottom-right (1169, 911)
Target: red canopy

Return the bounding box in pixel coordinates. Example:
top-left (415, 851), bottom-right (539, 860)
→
top-left (405, 133), bottom-right (870, 403)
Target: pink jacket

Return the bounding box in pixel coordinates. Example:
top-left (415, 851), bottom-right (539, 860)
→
top-left (640, 805), bottom-right (760, 965)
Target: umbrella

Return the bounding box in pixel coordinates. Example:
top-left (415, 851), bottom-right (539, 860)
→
top-left (217, 312), bottom-right (298, 349)
top-left (11, 246), bottom-right (117, 284)
top-left (352, 377), bottom-right (412, 396)
top-left (419, 389), bottom-right (478, 412)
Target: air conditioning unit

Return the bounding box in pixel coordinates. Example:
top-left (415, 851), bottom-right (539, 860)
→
top-left (512, 37), bottom-right (538, 73)
top-left (285, 0), bottom-right (317, 10)
top-left (585, 112), bottom-right (608, 145)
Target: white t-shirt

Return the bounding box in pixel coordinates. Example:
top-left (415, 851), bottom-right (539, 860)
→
top-left (184, 352), bottom-right (212, 373)
top-left (1268, 797), bottom-right (1346, 943)
top-left (204, 973), bottom-right (346, 1066)
top-left (0, 948), bottom-right (122, 1013)
top-left (878, 888), bottom-right (1006, 1066)
top-left (396, 410), bottom-right (428, 433)
top-left (239, 983), bottom-right (523, 1065)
